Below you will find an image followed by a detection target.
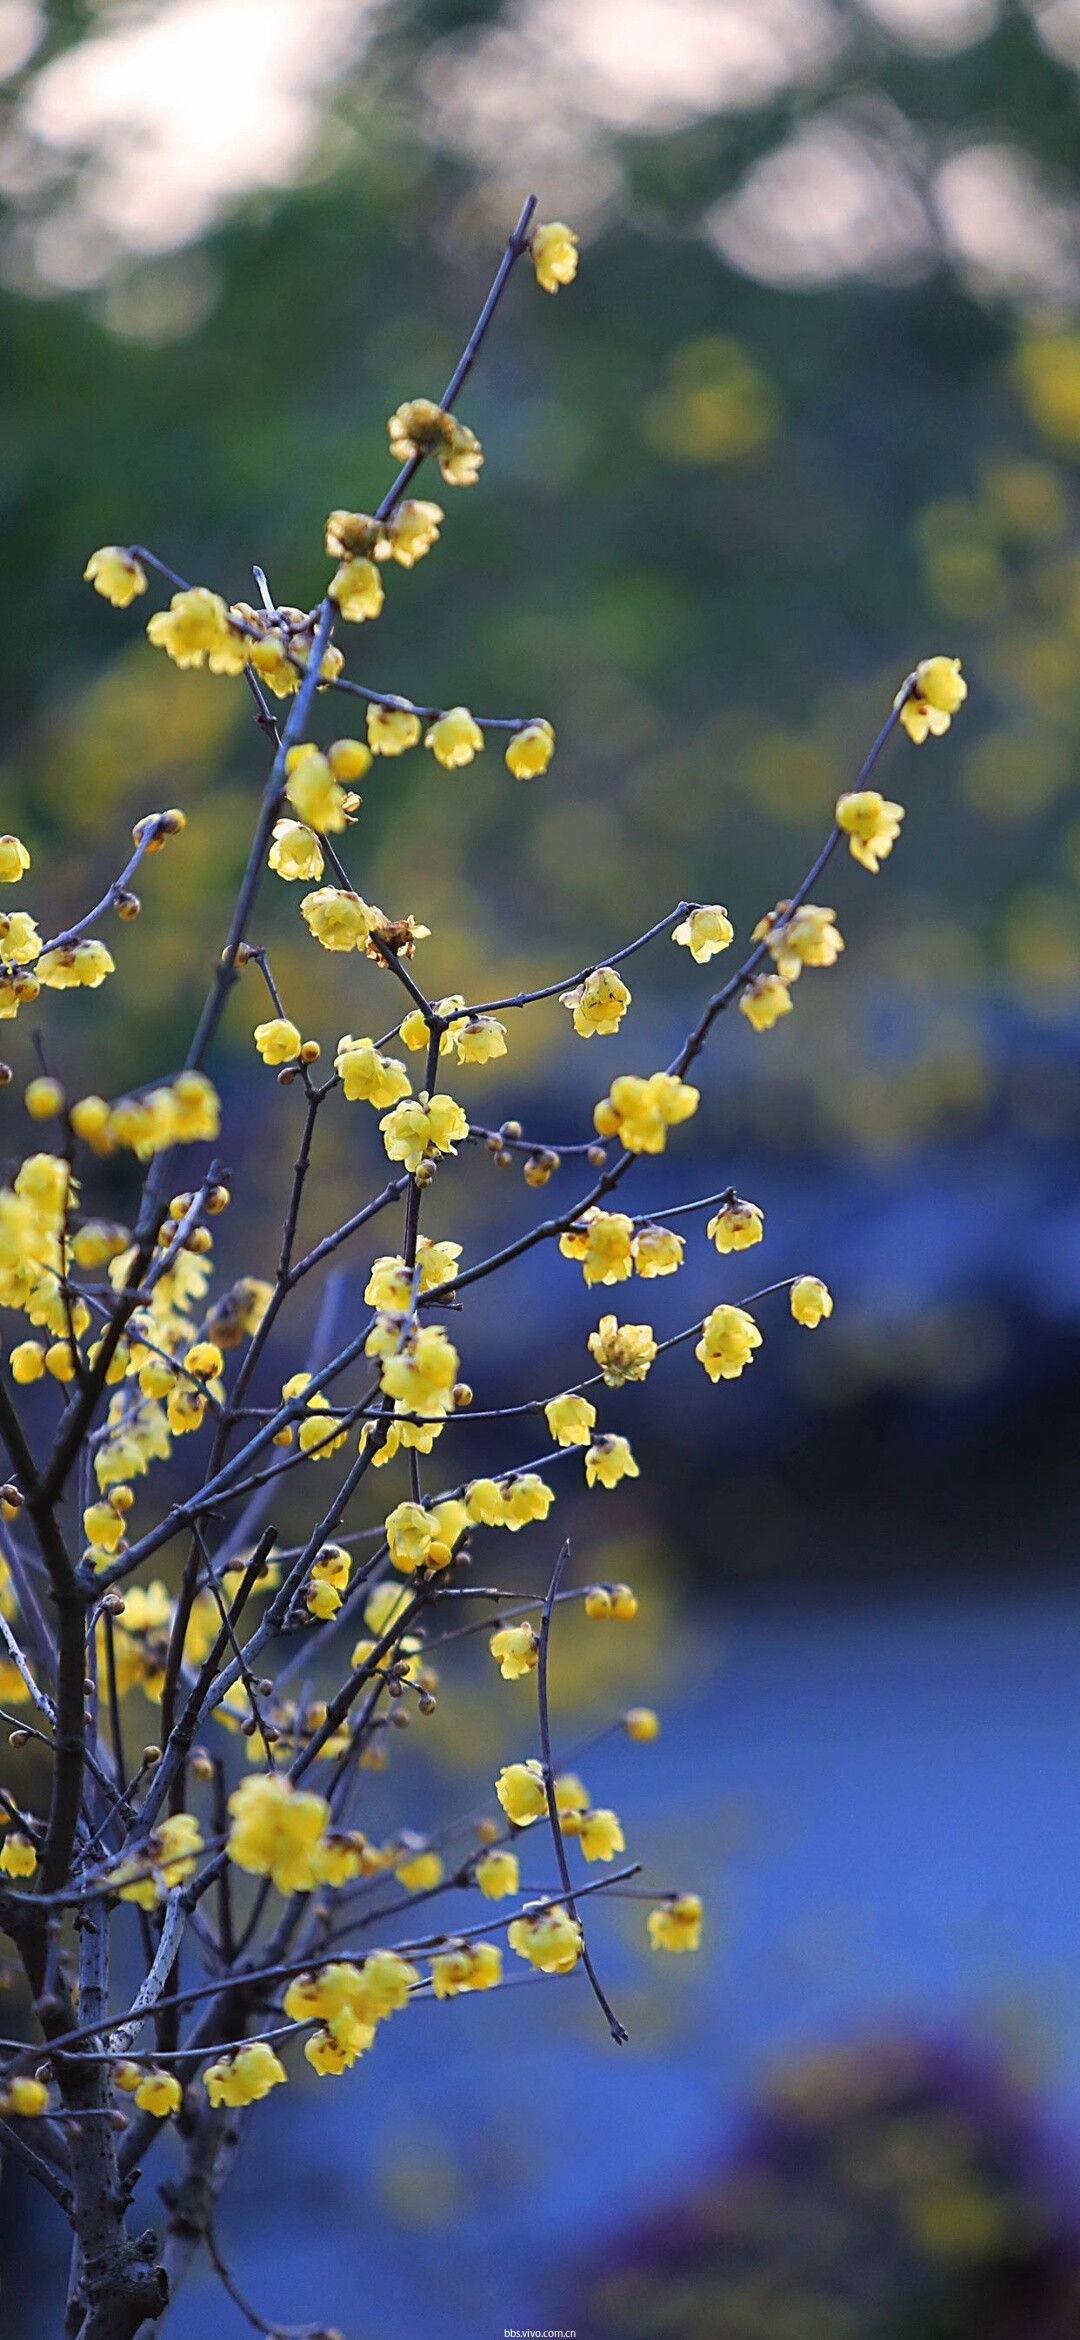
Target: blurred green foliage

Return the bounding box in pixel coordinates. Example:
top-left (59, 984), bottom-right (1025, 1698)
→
top-left (4, 0), bottom-right (1080, 1178)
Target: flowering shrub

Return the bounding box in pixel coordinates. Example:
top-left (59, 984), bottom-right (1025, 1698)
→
top-left (0, 199), bottom-right (965, 2339)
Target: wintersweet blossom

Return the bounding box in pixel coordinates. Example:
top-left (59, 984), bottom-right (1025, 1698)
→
top-left (648, 1893), bottom-right (703, 1953)
top-left (593, 1071), bottom-right (699, 1152)
top-left (707, 1196), bottom-right (763, 1252)
top-left (545, 1393), bottom-right (597, 1447)
top-left (836, 790), bottom-right (905, 873)
top-left (587, 1315), bottom-right (657, 1387)
top-left (424, 706), bottom-right (484, 767)
top-left (696, 1304), bottom-right (762, 1381)
top-left (495, 1760), bottom-right (548, 1826)
top-left (508, 1904), bottom-right (583, 1973)
top-left (898, 655), bottom-right (967, 743)
top-left (738, 974), bottom-right (793, 1033)
top-left (226, 1773), bottom-right (329, 1895)
top-left (584, 1434), bottom-right (639, 1489)
top-left (562, 966), bottom-right (631, 1037)
top-left (84, 545), bottom-right (147, 606)
top-left (790, 1275), bottom-right (833, 1327)
top-left (531, 221), bottom-right (580, 293)
top-left (505, 720), bottom-right (555, 778)
top-left (204, 2042), bottom-right (286, 2107)
top-left (489, 1624), bottom-right (539, 1680)
top-left (672, 905), bottom-right (733, 962)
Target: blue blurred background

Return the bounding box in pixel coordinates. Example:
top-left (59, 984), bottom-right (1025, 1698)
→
top-left (7, 0), bottom-right (1080, 2332)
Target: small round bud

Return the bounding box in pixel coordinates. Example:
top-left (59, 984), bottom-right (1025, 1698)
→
top-left (234, 942), bottom-right (256, 966)
top-left (168, 1193), bottom-right (194, 1217)
top-left (258, 1679), bottom-right (274, 1697)
top-left (0, 1064), bottom-right (12, 1086)
top-left (486, 1134), bottom-right (502, 1155)
top-left (205, 1185), bottom-right (231, 1215)
top-left (418, 1691), bottom-right (437, 1716)
top-left (114, 891), bottom-right (141, 920)
top-left (25, 1077), bottom-right (64, 1121)
top-left (185, 1226), bottom-right (212, 1253)
top-left (161, 808), bottom-right (186, 835)
top-left (414, 1158), bottom-right (436, 1187)
top-left (387, 1676), bottom-right (404, 1699)
top-left (587, 1144), bottom-right (607, 1167)
top-left (140, 1746), bottom-right (162, 1769)
top-left (495, 1148), bottom-right (513, 1169)
top-left (101, 1592), bottom-right (126, 1615)
top-left (501, 1120), bottom-right (523, 1141)
top-left (8, 1728), bottom-right (30, 1748)
top-left (191, 1751), bottom-right (214, 1781)
top-left (0, 1482), bottom-right (23, 1513)
top-left (277, 1066), bottom-right (299, 1086)
top-left (108, 2107), bottom-right (127, 2131)
top-left (391, 1707), bottom-right (411, 1730)
top-left (452, 1383), bottom-right (473, 1408)
top-left (475, 1815), bottom-right (500, 1844)
top-left (242, 1717), bottom-right (259, 1737)
top-left (298, 1041), bottom-right (321, 1064)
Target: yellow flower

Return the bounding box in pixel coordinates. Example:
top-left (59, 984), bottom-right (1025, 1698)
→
top-left (146, 586), bottom-right (238, 671)
top-left (475, 1847), bottom-right (519, 1899)
top-left (335, 1035), bottom-right (412, 1109)
top-left (624, 1706), bottom-right (660, 1742)
top-left (495, 1759), bottom-right (548, 1826)
top-left (531, 221), bottom-right (580, 294)
top-left (424, 706), bottom-right (484, 768)
top-left (110, 1813), bottom-right (203, 1909)
top-left (584, 1434), bottom-right (639, 1490)
top-left (396, 1846), bottom-right (444, 1891)
top-left (648, 1892), bottom-right (703, 1953)
top-left (0, 836), bottom-right (30, 885)
top-left (755, 901), bottom-right (844, 983)
top-left (672, 904), bottom-right (733, 962)
top-left (593, 1071), bottom-right (699, 1153)
top-left (10, 1342), bottom-right (45, 1384)
top-left (430, 1941), bottom-right (503, 1998)
top-left (453, 1014), bottom-right (507, 1066)
top-left (0, 909), bottom-right (41, 964)
top-left (696, 1303), bottom-right (762, 1382)
top-left (562, 965), bottom-right (631, 1037)
top-left (505, 720), bottom-right (555, 778)
top-left (560, 1207), bottom-right (635, 1286)
top-left (367, 703), bottom-right (422, 755)
top-left (632, 1224), bottom-right (684, 1278)
top-left (134, 2070), bottom-right (183, 2118)
top-left (588, 1314), bottom-right (657, 1387)
top-left (465, 1477), bottom-right (510, 1527)
top-left (545, 1392), bottom-right (597, 1447)
top-left (399, 996), bottom-right (462, 1055)
top-left (324, 508), bottom-right (384, 560)
top-left (738, 973), bottom-right (793, 1033)
top-left (304, 2023), bottom-right (372, 2076)
top-left (500, 1473), bottom-right (554, 1530)
top-left (3, 2075), bottom-right (49, 2116)
top-left (226, 1772), bottom-right (329, 1895)
top-left (562, 1806), bottom-right (624, 1862)
top-left (84, 546), bottom-right (147, 607)
top-left (385, 499), bottom-right (444, 567)
top-left (25, 1077), bottom-right (64, 1121)
top-left (0, 1832), bottom-right (37, 1877)
top-left (254, 1018), bottom-right (301, 1067)
top-left (507, 1904), bottom-right (583, 1973)
top-left (584, 1582), bottom-right (637, 1621)
top-left (379, 1322), bottom-right (460, 1416)
top-left (835, 789), bottom-right (905, 873)
top-left (38, 939), bottom-right (115, 990)
top-left (284, 748), bottom-right (353, 834)
top-left (790, 1275), bottom-right (833, 1328)
top-left (388, 398), bottom-right (483, 486)
top-left (898, 654), bottom-right (968, 743)
top-left (300, 887), bottom-right (379, 950)
top-left (268, 820), bottom-right (324, 883)
top-left (707, 1196), bottom-right (763, 1252)
top-left (379, 1091), bottom-right (468, 1174)
top-left (489, 1624), bottom-right (539, 1680)
top-left (329, 558), bottom-right (385, 623)
top-left (204, 2042), bottom-right (287, 2108)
